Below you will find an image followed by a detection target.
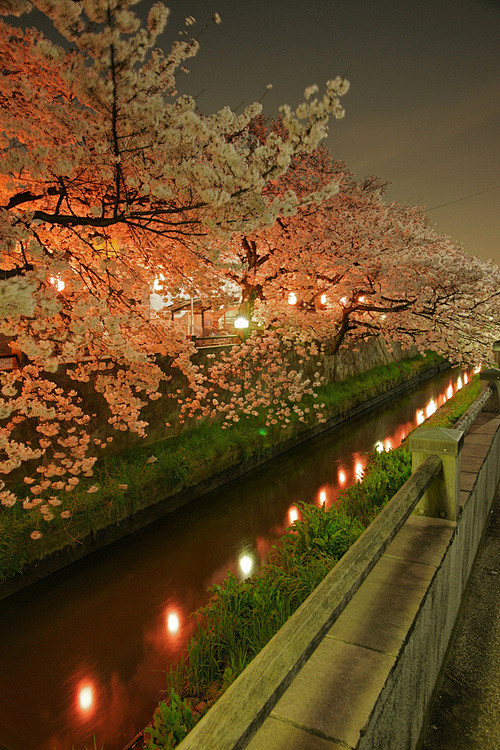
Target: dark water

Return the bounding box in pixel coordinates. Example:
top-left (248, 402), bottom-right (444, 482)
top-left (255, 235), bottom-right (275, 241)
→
top-left (0, 367), bottom-right (474, 750)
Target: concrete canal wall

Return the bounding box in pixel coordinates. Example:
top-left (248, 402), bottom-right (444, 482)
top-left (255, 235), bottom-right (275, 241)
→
top-left (0, 354), bottom-right (446, 603)
top-left (177, 385), bottom-right (500, 750)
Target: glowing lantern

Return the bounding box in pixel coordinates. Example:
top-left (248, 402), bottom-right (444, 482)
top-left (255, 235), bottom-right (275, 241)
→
top-left (288, 506), bottom-right (299, 524)
top-left (338, 468), bottom-right (346, 485)
top-left (457, 376), bottom-right (463, 390)
top-left (319, 489), bottom-right (327, 505)
top-left (446, 384), bottom-right (453, 400)
top-left (166, 611), bottom-right (180, 634)
top-left (239, 555), bottom-right (253, 576)
top-left (374, 441), bottom-right (384, 453)
top-left (340, 297), bottom-right (348, 306)
top-left (234, 316), bottom-right (249, 329)
top-left (425, 398), bottom-right (437, 418)
top-left (288, 292), bottom-right (297, 305)
top-left (78, 685), bottom-right (94, 713)
top-left (463, 372), bottom-right (469, 385)
top-left (320, 293), bottom-right (327, 305)
top-left (358, 295), bottom-right (366, 303)
top-left (416, 409), bottom-right (425, 425)
top-left (355, 461), bottom-right (364, 482)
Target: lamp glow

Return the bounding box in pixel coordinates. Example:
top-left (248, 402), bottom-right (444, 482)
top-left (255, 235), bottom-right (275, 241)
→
top-left (239, 555), bottom-right (253, 575)
top-left (166, 611), bottom-right (180, 634)
top-left (320, 293), bottom-right (327, 305)
top-left (78, 685), bottom-right (94, 712)
top-left (234, 316), bottom-right (249, 329)
top-left (288, 292), bottom-right (297, 305)
top-left (319, 489), bottom-right (327, 505)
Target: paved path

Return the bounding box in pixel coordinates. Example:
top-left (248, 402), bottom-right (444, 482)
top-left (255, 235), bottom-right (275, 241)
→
top-left (421, 485), bottom-right (500, 749)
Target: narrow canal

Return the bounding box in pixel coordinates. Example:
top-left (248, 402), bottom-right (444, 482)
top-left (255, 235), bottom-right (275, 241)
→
top-left (0, 366), bottom-right (473, 750)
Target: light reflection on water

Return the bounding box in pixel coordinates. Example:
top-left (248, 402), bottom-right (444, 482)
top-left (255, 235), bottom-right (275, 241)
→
top-left (0, 367), bottom-right (475, 749)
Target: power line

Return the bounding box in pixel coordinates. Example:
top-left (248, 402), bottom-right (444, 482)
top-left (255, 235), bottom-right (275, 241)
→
top-left (425, 185), bottom-right (500, 212)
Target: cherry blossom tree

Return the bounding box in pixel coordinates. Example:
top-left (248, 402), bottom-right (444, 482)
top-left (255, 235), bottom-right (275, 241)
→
top-left (0, 0), bottom-right (351, 515)
top-left (214, 131), bottom-right (500, 362)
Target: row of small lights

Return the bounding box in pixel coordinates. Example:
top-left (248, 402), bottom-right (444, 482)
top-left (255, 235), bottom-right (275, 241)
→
top-left (235, 293), bottom-right (367, 329)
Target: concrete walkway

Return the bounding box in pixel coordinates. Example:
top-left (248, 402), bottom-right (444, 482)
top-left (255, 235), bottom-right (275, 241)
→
top-left (420, 485), bottom-right (500, 749)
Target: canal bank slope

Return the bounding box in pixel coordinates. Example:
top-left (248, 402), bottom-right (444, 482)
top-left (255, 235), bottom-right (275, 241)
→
top-left (0, 355), bottom-right (449, 602)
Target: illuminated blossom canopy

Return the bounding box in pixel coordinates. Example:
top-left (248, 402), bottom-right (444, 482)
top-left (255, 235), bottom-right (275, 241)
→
top-left (0, 1), bottom-right (498, 521)
top-left (0, 0), bottom-right (350, 513)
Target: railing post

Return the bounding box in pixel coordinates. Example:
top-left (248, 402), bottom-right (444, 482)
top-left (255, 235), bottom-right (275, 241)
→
top-left (409, 428), bottom-right (464, 521)
top-left (479, 340), bottom-right (500, 411)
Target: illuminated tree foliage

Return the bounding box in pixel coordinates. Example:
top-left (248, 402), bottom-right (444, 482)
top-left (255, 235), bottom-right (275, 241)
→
top-left (0, 1), bottom-right (498, 522)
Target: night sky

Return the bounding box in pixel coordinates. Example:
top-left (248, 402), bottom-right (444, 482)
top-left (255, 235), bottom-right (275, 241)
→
top-left (13, 0), bottom-right (500, 264)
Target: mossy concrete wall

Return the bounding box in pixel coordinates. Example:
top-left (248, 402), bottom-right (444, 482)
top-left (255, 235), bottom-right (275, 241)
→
top-left (0, 357), bottom-right (444, 602)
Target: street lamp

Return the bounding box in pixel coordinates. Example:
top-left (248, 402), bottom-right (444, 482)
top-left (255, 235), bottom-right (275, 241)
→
top-left (234, 315), bottom-right (249, 329)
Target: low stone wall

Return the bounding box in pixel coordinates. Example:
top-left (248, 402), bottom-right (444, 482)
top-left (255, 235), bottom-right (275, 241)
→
top-left (323, 338), bottom-right (417, 383)
top-left (358, 408), bottom-right (500, 748)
